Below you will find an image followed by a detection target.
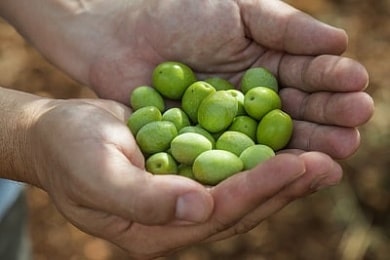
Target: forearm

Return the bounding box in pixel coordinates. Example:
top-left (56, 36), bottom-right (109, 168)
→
top-left (0, 0), bottom-right (125, 85)
top-left (0, 87), bottom-right (47, 187)
top-left (0, 0), bottom-right (86, 82)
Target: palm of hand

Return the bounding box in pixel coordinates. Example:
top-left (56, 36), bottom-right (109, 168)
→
top-left (86, 0), bottom-right (370, 159)
top-left (89, 0), bottom-right (254, 102)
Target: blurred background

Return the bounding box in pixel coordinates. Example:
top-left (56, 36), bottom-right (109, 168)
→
top-left (0, 0), bottom-right (389, 259)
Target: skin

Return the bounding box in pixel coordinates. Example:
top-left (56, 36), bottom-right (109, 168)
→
top-left (0, 0), bottom-right (374, 259)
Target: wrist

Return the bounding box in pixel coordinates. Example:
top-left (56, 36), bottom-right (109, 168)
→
top-left (0, 0), bottom-right (128, 86)
top-left (0, 87), bottom-right (53, 188)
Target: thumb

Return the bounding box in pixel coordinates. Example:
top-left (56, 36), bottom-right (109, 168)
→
top-left (83, 159), bottom-right (214, 225)
top-left (239, 0), bottom-right (348, 55)
top-left (68, 104), bottom-right (214, 225)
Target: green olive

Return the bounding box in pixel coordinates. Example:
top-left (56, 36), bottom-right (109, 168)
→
top-left (204, 77), bottom-right (235, 91)
top-left (162, 107), bottom-right (191, 131)
top-left (136, 121), bottom-right (178, 154)
top-left (240, 144), bottom-right (275, 170)
top-left (181, 81), bottom-right (216, 123)
top-left (130, 85), bottom-right (165, 112)
top-left (256, 109), bottom-right (293, 151)
top-left (146, 152), bottom-right (178, 175)
top-left (228, 115), bottom-right (258, 141)
top-left (127, 106), bottom-right (162, 135)
top-left (197, 91), bottom-right (238, 133)
top-left (152, 61), bottom-right (196, 100)
top-left (193, 150), bottom-right (243, 185)
top-left (244, 87), bottom-right (281, 120)
top-left (216, 131), bottom-right (255, 156)
top-left (170, 133), bottom-right (212, 165)
top-left (240, 67), bottom-right (278, 93)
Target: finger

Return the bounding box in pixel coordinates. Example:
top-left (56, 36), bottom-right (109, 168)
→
top-left (61, 204), bottom-right (204, 259)
top-left (64, 104), bottom-right (215, 225)
top-left (205, 151), bottom-right (342, 242)
top-left (207, 154), bottom-right (305, 230)
top-left (111, 172), bottom-right (214, 225)
top-left (278, 55), bottom-right (369, 92)
top-left (79, 155), bottom-right (302, 256)
top-left (280, 88), bottom-right (375, 127)
top-left (288, 120), bottom-right (361, 159)
top-left (66, 152), bottom-right (339, 259)
top-left (238, 0), bottom-right (347, 55)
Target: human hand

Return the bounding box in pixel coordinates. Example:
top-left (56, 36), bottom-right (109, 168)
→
top-left (26, 96), bottom-right (347, 259)
top-left (2, 0), bottom-right (374, 258)
top-left (11, 0), bottom-right (371, 156)
top-left (3, 0), bottom-right (373, 159)
top-left (25, 97), bottom-right (308, 259)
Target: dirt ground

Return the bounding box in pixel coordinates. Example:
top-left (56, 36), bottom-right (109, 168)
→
top-left (1, 0), bottom-right (389, 259)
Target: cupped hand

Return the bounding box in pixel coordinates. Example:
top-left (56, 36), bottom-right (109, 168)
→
top-left (27, 98), bottom-right (322, 258)
top-left (63, 0), bottom-right (373, 159)
top-left (28, 97), bottom-right (348, 259)
top-left (18, 0), bottom-right (375, 258)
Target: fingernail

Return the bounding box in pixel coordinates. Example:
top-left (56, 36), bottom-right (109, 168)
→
top-left (176, 192), bottom-right (210, 223)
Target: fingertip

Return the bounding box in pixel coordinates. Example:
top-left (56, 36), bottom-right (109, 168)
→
top-left (360, 63), bottom-right (370, 91)
top-left (310, 22), bottom-right (348, 55)
top-left (132, 175), bottom-right (214, 225)
top-left (285, 8), bottom-right (349, 55)
top-left (343, 59), bottom-right (370, 91)
top-left (345, 92), bottom-right (375, 127)
top-left (361, 92), bottom-right (375, 123)
top-left (299, 152), bottom-right (343, 190)
top-left (334, 27), bottom-right (349, 54)
top-left (175, 187), bottom-right (214, 223)
top-left (340, 128), bottom-right (361, 159)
